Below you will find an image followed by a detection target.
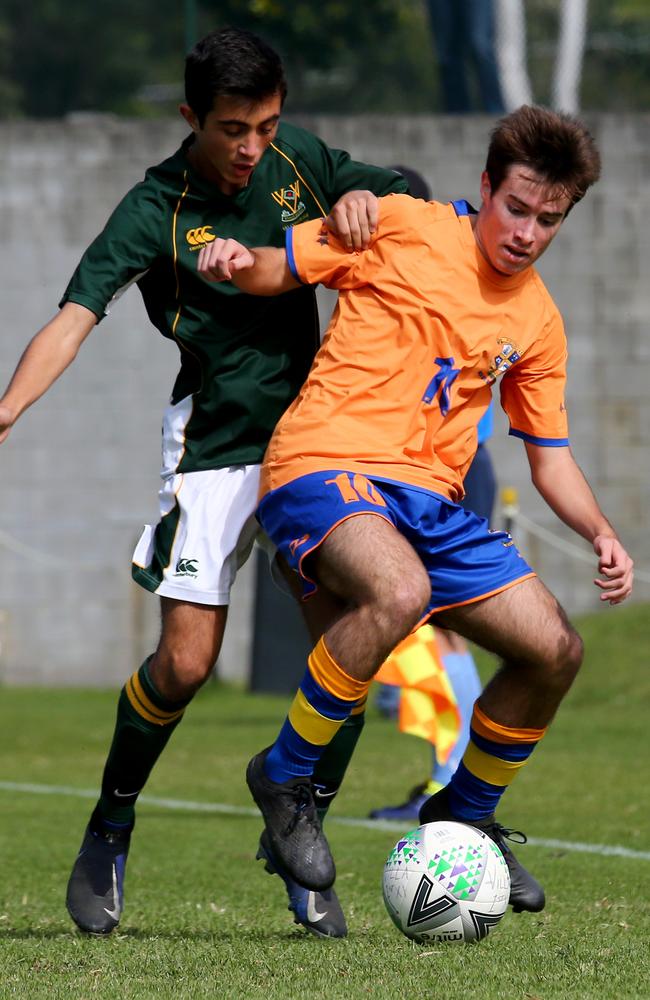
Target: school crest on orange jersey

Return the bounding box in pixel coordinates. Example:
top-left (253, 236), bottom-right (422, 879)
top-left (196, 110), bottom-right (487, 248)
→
top-left (479, 338), bottom-right (524, 385)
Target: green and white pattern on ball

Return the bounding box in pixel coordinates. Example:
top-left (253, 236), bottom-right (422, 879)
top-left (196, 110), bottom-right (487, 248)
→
top-left (382, 821), bottom-right (511, 944)
top-left (385, 828), bottom-right (423, 868)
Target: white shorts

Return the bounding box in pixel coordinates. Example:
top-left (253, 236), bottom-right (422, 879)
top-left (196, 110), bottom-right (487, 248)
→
top-left (132, 465), bottom-right (263, 605)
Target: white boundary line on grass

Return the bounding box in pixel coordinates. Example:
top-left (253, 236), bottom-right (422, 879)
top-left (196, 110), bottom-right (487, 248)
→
top-left (2, 780), bottom-right (649, 862)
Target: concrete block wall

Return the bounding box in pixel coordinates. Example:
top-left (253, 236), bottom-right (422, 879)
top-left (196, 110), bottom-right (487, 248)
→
top-left (1, 113), bottom-right (649, 686)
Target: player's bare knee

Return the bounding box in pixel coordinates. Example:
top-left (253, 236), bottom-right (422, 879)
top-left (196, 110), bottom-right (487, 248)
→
top-left (379, 573), bottom-right (430, 639)
top-left (543, 624), bottom-right (584, 692)
top-left (149, 647), bottom-right (216, 699)
top-left (560, 625), bottom-right (584, 682)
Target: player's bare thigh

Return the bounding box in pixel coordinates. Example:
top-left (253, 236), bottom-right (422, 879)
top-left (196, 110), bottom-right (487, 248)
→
top-left (312, 513), bottom-right (430, 611)
top-left (149, 598), bottom-right (228, 700)
top-left (433, 575), bottom-right (582, 671)
top-left (307, 515), bottom-right (431, 677)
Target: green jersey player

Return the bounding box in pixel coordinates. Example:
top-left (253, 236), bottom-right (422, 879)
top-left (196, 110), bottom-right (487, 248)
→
top-left (0, 27), bottom-right (406, 938)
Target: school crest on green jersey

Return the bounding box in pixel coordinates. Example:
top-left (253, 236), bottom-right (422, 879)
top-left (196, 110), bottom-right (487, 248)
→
top-left (271, 180), bottom-right (308, 228)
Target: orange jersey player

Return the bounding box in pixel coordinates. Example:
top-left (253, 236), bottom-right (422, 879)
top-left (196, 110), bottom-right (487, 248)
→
top-left (265, 193), bottom-right (568, 501)
top-left (198, 105), bottom-right (634, 919)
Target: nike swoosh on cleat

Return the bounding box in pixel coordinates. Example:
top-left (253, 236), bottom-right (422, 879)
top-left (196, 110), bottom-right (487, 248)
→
top-left (102, 864), bottom-right (121, 921)
top-left (306, 892), bottom-right (325, 925)
top-left (313, 788), bottom-right (337, 800)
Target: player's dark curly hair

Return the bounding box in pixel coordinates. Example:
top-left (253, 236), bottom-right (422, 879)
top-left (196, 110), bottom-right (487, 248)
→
top-left (185, 27), bottom-right (287, 126)
top-left (486, 105), bottom-right (601, 211)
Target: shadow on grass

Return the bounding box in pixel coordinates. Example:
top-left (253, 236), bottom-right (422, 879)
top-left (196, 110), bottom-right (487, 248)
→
top-left (0, 926), bottom-right (321, 943)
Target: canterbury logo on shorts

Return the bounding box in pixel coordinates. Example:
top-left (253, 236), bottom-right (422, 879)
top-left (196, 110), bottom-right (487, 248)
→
top-left (185, 226), bottom-right (216, 249)
top-left (174, 558), bottom-right (199, 577)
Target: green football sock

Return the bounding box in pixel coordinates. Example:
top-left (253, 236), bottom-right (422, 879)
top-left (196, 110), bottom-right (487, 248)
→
top-left (96, 657), bottom-right (190, 827)
top-left (312, 710), bottom-right (365, 825)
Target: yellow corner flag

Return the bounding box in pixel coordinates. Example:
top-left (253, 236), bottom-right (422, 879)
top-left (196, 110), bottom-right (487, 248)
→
top-left (375, 624), bottom-right (460, 763)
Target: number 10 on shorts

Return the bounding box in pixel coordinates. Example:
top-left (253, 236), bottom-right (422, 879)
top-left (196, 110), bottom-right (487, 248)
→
top-left (325, 473), bottom-right (387, 507)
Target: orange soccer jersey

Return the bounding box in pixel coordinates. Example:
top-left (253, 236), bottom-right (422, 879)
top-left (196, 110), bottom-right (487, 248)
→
top-left (261, 194), bottom-right (569, 501)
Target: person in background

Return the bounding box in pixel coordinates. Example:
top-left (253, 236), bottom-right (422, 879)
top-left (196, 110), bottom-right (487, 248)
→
top-left (427, 0), bottom-right (505, 113)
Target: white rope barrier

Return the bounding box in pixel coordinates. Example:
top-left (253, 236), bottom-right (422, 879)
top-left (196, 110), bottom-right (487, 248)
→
top-left (0, 527), bottom-right (99, 570)
top-left (2, 504), bottom-right (649, 584)
top-left (515, 511), bottom-right (603, 565)
top-left (505, 505), bottom-right (650, 585)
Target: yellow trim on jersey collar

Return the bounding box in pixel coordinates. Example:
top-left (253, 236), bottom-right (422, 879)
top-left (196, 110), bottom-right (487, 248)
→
top-left (270, 142), bottom-right (327, 217)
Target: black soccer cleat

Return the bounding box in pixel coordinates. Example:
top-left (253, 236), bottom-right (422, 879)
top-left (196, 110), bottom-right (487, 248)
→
top-left (419, 787), bottom-right (545, 913)
top-left (256, 830), bottom-right (347, 938)
top-left (66, 810), bottom-right (133, 934)
top-left (470, 815), bottom-right (546, 913)
top-left (246, 748), bottom-right (335, 892)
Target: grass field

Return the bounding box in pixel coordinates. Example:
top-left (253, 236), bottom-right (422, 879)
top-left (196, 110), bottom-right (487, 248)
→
top-left (1, 604), bottom-right (649, 999)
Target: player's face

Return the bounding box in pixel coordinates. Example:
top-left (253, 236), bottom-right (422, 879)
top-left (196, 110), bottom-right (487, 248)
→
top-left (473, 165), bottom-right (572, 276)
top-left (180, 92), bottom-right (282, 195)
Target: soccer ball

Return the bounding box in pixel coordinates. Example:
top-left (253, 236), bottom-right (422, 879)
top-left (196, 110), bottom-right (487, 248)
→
top-left (382, 821), bottom-right (510, 944)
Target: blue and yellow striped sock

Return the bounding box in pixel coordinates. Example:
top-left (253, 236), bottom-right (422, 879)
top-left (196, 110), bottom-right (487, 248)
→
top-left (264, 637), bottom-right (370, 784)
top-left (448, 702), bottom-right (546, 821)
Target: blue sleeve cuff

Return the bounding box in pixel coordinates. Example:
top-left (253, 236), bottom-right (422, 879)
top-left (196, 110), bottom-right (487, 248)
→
top-left (285, 228), bottom-right (306, 285)
top-left (509, 428), bottom-right (570, 447)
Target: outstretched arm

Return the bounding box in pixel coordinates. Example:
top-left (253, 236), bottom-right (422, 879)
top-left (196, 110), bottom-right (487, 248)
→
top-left (524, 442), bottom-right (633, 604)
top-left (0, 302), bottom-right (97, 444)
top-left (197, 239), bottom-right (299, 294)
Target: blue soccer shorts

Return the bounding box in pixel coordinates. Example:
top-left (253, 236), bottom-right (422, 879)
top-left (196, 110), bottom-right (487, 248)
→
top-left (257, 470), bottom-right (535, 617)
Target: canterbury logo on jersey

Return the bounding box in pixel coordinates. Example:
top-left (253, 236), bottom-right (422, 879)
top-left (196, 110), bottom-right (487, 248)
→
top-left (185, 226), bottom-right (216, 250)
top-left (272, 180), bottom-right (308, 227)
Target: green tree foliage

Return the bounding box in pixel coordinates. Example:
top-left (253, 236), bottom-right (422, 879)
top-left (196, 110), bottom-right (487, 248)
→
top-left (0, 0), bottom-right (185, 117)
top-left (582, 0), bottom-right (650, 110)
top-left (0, 0), bottom-right (437, 118)
top-left (0, 16), bottom-right (21, 115)
top-left (523, 0), bottom-right (650, 110)
top-left (0, 0), bottom-right (648, 119)
top-left (194, 0), bottom-right (438, 113)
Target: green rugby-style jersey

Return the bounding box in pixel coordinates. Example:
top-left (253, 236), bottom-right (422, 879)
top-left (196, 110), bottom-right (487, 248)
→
top-left (61, 122), bottom-right (406, 474)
